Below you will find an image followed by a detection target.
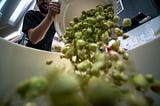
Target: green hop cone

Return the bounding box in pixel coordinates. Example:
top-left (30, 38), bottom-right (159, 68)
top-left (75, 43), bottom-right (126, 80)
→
top-left (17, 76), bottom-right (48, 100)
top-left (122, 18), bottom-right (132, 27)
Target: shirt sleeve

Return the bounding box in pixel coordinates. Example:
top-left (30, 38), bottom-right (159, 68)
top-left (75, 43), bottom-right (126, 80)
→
top-left (22, 10), bottom-right (39, 34)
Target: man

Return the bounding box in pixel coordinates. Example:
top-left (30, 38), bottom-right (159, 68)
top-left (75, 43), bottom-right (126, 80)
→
top-left (22, 0), bottom-right (60, 51)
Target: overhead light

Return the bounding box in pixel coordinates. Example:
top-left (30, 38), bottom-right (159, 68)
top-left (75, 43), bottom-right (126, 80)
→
top-left (9, 0), bottom-right (33, 25)
top-left (0, 0), bottom-right (7, 10)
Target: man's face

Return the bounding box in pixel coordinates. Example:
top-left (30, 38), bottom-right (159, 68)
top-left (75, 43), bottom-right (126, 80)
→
top-left (37, 0), bottom-right (50, 14)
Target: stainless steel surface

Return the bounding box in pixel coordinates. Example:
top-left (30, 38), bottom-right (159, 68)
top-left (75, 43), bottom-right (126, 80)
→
top-left (120, 15), bottom-right (160, 50)
top-left (128, 37), bottom-right (160, 106)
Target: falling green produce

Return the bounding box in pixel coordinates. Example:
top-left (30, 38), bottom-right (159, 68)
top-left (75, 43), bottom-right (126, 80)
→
top-left (14, 4), bottom-right (160, 106)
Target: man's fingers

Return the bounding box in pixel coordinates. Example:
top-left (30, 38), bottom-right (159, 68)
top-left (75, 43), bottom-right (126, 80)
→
top-left (49, 2), bottom-right (60, 8)
top-left (50, 7), bottom-right (60, 14)
top-left (49, 2), bottom-right (60, 14)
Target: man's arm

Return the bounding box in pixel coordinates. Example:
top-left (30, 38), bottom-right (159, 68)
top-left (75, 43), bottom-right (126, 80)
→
top-left (27, 2), bottom-right (60, 44)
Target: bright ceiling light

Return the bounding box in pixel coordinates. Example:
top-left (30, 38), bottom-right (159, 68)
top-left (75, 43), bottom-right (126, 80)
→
top-left (9, 0), bottom-right (32, 25)
top-left (0, 0), bottom-right (7, 10)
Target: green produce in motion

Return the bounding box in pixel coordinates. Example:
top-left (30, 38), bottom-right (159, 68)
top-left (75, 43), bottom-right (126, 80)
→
top-left (13, 4), bottom-right (160, 106)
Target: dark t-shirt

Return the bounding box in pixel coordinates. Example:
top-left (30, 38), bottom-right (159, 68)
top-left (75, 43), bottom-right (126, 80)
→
top-left (22, 10), bottom-right (56, 51)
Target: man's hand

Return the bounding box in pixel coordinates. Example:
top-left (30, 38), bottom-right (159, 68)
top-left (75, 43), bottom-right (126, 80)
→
top-left (48, 2), bottom-right (60, 20)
